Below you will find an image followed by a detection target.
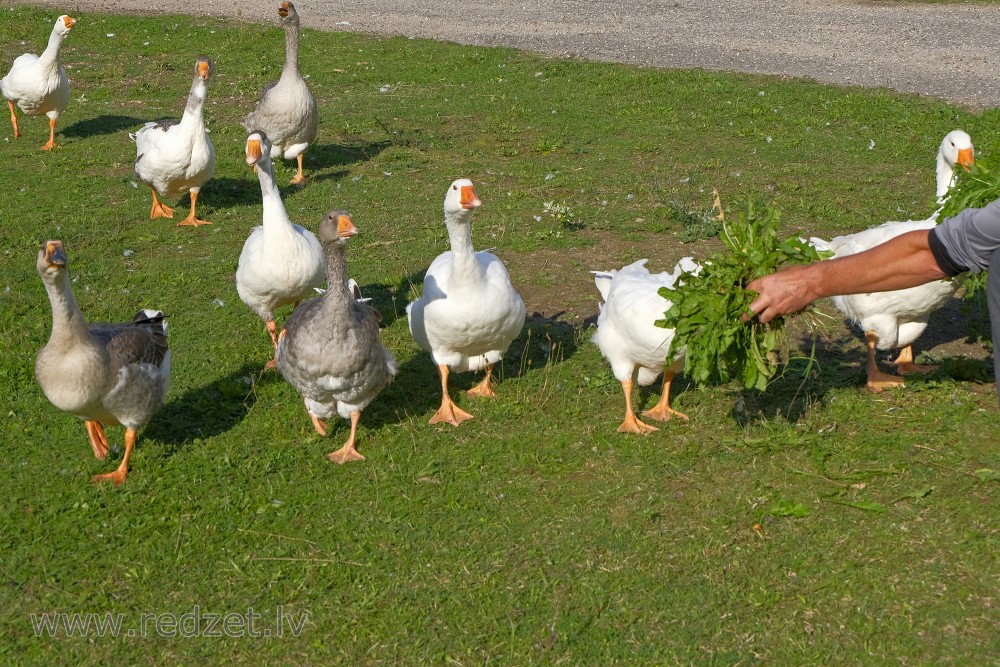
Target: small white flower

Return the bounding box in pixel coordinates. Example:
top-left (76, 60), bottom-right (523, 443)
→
top-left (868, 139), bottom-right (876, 150)
top-left (213, 299), bottom-right (225, 307)
top-left (123, 249), bottom-right (134, 257)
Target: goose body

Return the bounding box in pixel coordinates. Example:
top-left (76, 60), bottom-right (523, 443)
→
top-left (35, 240), bottom-right (170, 486)
top-left (277, 211), bottom-right (398, 463)
top-left (407, 179), bottom-right (526, 426)
top-left (132, 56), bottom-right (216, 226)
top-left (244, 1), bottom-right (318, 185)
top-left (812, 130), bottom-right (974, 391)
top-left (593, 257), bottom-right (698, 434)
top-left (236, 131), bottom-right (325, 368)
top-left (1, 15), bottom-right (76, 150)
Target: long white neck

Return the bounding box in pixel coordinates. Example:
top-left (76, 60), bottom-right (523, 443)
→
top-left (43, 271), bottom-right (91, 348)
top-left (255, 154), bottom-right (292, 234)
top-left (180, 77), bottom-right (208, 131)
top-left (444, 210), bottom-right (482, 282)
top-left (38, 27), bottom-right (66, 65)
top-left (936, 150), bottom-right (957, 203)
top-left (280, 22), bottom-right (301, 81)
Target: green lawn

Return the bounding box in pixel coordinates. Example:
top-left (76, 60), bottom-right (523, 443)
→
top-left (3, 5), bottom-right (1000, 664)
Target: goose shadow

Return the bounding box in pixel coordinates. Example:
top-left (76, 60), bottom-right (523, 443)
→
top-left (307, 140), bottom-right (391, 172)
top-left (60, 114), bottom-right (144, 138)
top-left (143, 362), bottom-right (261, 450)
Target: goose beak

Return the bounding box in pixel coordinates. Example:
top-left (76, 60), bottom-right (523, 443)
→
top-left (278, 2), bottom-right (290, 17)
top-left (957, 147), bottom-right (974, 169)
top-left (44, 240), bottom-right (67, 269)
top-left (197, 60), bottom-right (211, 81)
top-left (246, 138), bottom-right (263, 165)
top-left (460, 185), bottom-right (481, 210)
top-left (337, 214), bottom-right (359, 238)
top-left (63, 16), bottom-right (77, 29)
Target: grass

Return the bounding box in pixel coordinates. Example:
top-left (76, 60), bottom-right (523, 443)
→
top-left (3, 4), bottom-right (1000, 664)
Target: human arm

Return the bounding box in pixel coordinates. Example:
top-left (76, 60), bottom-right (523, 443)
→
top-left (746, 229), bottom-right (947, 323)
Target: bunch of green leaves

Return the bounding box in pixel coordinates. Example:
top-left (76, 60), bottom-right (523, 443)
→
top-left (656, 200), bottom-right (830, 391)
top-left (938, 160), bottom-right (998, 321)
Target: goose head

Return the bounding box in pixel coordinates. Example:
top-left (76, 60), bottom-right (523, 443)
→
top-left (443, 179), bottom-right (481, 219)
top-left (278, 2), bottom-right (300, 26)
top-left (37, 240), bottom-right (68, 284)
top-left (54, 15), bottom-right (77, 36)
top-left (941, 130), bottom-right (974, 170)
top-left (937, 130), bottom-right (974, 201)
top-left (194, 56), bottom-right (214, 82)
top-left (245, 130), bottom-right (272, 166)
top-left (319, 210), bottom-right (359, 244)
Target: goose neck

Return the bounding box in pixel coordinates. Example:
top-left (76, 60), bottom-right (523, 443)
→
top-left (281, 22), bottom-right (301, 80)
top-left (444, 210), bottom-right (482, 279)
top-left (180, 78), bottom-right (207, 129)
top-left (256, 156), bottom-right (291, 232)
top-left (43, 271), bottom-right (91, 347)
top-left (936, 152), bottom-right (956, 202)
top-left (39, 28), bottom-right (66, 64)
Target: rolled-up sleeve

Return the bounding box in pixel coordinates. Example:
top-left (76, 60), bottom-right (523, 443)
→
top-left (930, 198), bottom-right (1000, 275)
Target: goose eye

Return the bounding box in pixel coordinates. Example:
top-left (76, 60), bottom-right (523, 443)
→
top-left (452, 185), bottom-right (457, 190)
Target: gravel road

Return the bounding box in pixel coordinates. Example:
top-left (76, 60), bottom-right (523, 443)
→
top-left (14, 0), bottom-right (1000, 108)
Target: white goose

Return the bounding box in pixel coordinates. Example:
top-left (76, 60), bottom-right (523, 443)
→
top-left (593, 257), bottom-right (699, 434)
top-left (811, 130), bottom-right (974, 391)
top-left (1, 14), bottom-right (76, 150)
top-left (237, 131), bottom-right (325, 369)
top-left (131, 56), bottom-right (216, 227)
top-left (35, 240), bottom-right (170, 486)
top-left (407, 179), bottom-right (526, 426)
top-left (244, 1), bottom-right (318, 185)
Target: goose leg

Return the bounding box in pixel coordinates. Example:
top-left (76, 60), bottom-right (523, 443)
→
top-left (429, 364), bottom-right (473, 426)
top-left (866, 332), bottom-right (905, 392)
top-left (264, 320), bottom-right (279, 370)
top-left (327, 411), bottom-right (366, 464)
top-left (177, 190), bottom-right (211, 227)
top-left (467, 364), bottom-right (497, 398)
top-left (85, 420), bottom-right (109, 460)
top-left (308, 407), bottom-right (328, 436)
top-left (7, 100), bottom-right (20, 139)
top-left (149, 187), bottom-right (175, 219)
top-left (92, 427), bottom-right (136, 487)
top-left (290, 153), bottom-right (306, 185)
top-left (641, 370), bottom-right (689, 422)
top-left (892, 345), bottom-right (939, 375)
top-left (40, 117), bottom-right (58, 150)
top-left (618, 375), bottom-right (658, 434)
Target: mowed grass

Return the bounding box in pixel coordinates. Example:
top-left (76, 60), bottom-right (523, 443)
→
top-left (3, 4), bottom-right (1000, 664)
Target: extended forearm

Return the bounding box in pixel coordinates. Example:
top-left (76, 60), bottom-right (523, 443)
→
top-left (810, 230), bottom-right (947, 298)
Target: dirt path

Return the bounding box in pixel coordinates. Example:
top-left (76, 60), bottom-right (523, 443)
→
top-left (15, 0), bottom-right (1000, 108)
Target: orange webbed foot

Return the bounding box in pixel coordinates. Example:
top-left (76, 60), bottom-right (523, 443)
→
top-left (618, 412), bottom-right (659, 435)
top-left (867, 370), bottom-right (905, 393)
top-left (429, 400), bottom-right (474, 427)
top-left (327, 445), bottom-right (365, 464)
top-left (642, 405), bottom-right (689, 422)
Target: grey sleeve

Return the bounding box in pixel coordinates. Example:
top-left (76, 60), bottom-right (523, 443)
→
top-left (931, 198), bottom-right (1000, 274)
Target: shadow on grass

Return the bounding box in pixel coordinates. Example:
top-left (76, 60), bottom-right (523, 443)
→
top-left (727, 321), bottom-right (995, 427)
top-left (60, 114), bottom-right (144, 138)
top-left (144, 362), bottom-right (262, 450)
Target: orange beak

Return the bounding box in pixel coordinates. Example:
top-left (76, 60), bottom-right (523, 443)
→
top-left (197, 60), bottom-right (211, 81)
top-left (460, 185), bottom-right (481, 210)
top-left (44, 240), bottom-right (68, 268)
top-left (63, 16), bottom-right (77, 29)
top-left (246, 138), bottom-right (262, 164)
top-left (958, 147), bottom-right (974, 169)
top-left (338, 214), bottom-right (359, 238)
top-left (278, 2), bottom-right (290, 17)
